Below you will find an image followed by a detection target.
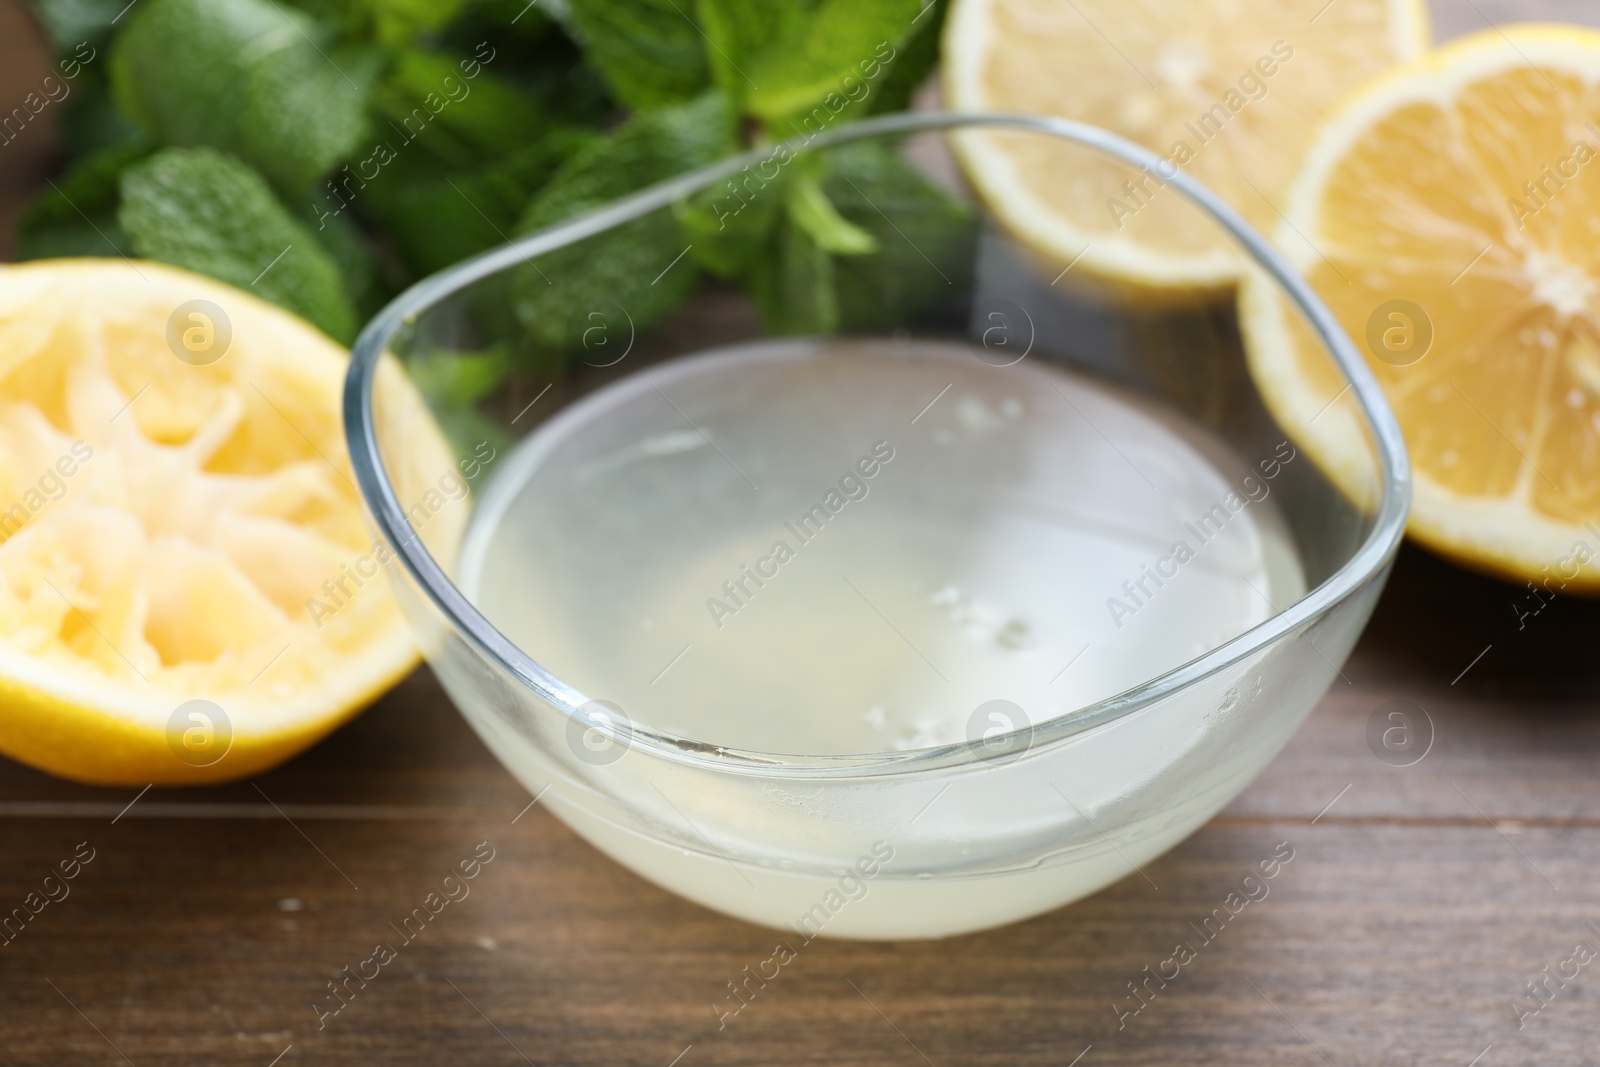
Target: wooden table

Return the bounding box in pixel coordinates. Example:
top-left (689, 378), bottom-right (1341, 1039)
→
top-left (4, 1), bottom-right (1600, 1064)
top-left (9, 543), bottom-right (1599, 1067)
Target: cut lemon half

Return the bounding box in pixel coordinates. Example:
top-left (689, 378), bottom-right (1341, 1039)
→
top-left (942, 0), bottom-right (1429, 293)
top-left (1242, 26), bottom-right (1600, 590)
top-left (0, 259), bottom-right (460, 785)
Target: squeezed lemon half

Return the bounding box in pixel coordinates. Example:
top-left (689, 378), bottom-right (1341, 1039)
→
top-left (0, 259), bottom-right (459, 784)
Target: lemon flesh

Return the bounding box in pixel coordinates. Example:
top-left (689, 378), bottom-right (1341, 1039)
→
top-left (0, 260), bottom-right (459, 784)
top-left (943, 0), bottom-right (1430, 292)
top-left (1242, 27), bottom-right (1600, 589)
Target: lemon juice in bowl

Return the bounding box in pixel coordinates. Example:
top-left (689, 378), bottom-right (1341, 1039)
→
top-left (349, 115), bottom-right (1407, 938)
top-left (450, 335), bottom-right (1308, 933)
top-left (459, 338), bottom-right (1305, 759)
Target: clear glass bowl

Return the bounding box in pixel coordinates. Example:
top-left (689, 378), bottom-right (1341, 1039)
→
top-left (344, 113), bottom-right (1409, 940)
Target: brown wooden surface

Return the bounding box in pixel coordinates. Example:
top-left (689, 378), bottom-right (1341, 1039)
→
top-left (5, 1), bottom-right (1600, 1064)
top-left (4, 544), bottom-right (1600, 1067)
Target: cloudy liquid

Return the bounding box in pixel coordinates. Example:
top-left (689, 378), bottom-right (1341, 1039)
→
top-left (460, 337), bottom-right (1304, 755)
top-left (452, 337), bottom-right (1308, 937)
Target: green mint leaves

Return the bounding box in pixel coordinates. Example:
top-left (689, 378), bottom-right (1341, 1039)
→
top-left (110, 0), bottom-right (379, 195)
top-left (361, 129), bottom-right (592, 277)
top-left (16, 144), bottom-right (146, 260)
top-left (566, 0), bottom-right (937, 124)
top-left (743, 0), bottom-right (927, 122)
top-left (563, 0), bottom-right (711, 110)
top-left (694, 0), bottom-right (810, 103)
top-left (356, 0), bottom-right (475, 47)
top-left (119, 148), bottom-right (358, 341)
top-left (512, 92), bottom-right (737, 352)
top-left (741, 142), bottom-right (975, 336)
top-left (786, 173), bottom-right (879, 256)
top-left (357, 45), bottom-right (596, 275)
top-left (21, 0), bottom-right (955, 372)
top-left (823, 140), bottom-right (976, 330)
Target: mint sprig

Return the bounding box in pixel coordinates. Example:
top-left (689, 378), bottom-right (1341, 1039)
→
top-left (109, 0), bottom-right (381, 196)
top-left (119, 147), bottom-right (359, 341)
top-left (20, 0), bottom-right (957, 380)
top-left (512, 92), bottom-right (737, 352)
top-left (563, 0), bottom-right (711, 110)
top-left (743, 0), bottom-right (928, 123)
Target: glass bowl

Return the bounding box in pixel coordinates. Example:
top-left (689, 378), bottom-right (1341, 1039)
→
top-left (343, 112), bottom-right (1409, 940)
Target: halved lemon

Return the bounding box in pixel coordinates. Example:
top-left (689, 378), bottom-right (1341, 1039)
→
top-left (0, 259), bottom-right (459, 785)
top-left (943, 0), bottom-right (1430, 292)
top-left (1242, 26), bottom-right (1600, 590)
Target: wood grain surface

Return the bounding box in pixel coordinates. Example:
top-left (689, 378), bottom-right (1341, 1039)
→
top-left (3, 2), bottom-right (1600, 1065)
top-left (4, 542), bottom-right (1595, 1067)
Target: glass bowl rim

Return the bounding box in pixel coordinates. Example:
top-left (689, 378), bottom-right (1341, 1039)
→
top-left (343, 110), bottom-right (1411, 780)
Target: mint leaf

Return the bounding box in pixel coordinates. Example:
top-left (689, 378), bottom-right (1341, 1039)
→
top-left (735, 141), bottom-right (974, 336)
top-left (297, 201), bottom-right (386, 318)
top-left (563, 0), bottom-right (710, 110)
top-left (15, 144), bottom-right (146, 260)
top-left (59, 70), bottom-right (148, 158)
top-left (750, 211), bottom-right (837, 335)
top-left (520, 92), bottom-right (735, 226)
top-left (511, 92), bottom-right (736, 352)
top-left (690, 0), bottom-right (942, 124)
top-left (445, 0), bottom-right (556, 39)
top-left (434, 8), bottom-right (613, 126)
top-left (356, 0), bottom-right (473, 45)
top-left (743, 0), bottom-right (926, 122)
top-left (676, 166), bottom-right (786, 277)
top-left (865, 0), bottom-right (946, 115)
top-left (822, 141), bottom-right (976, 331)
top-left (408, 344), bottom-right (512, 408)
top-left (785, 173), bottom-right (877, 255)
top-left (674, 146), bottom-right (871, 279)
top-left (360, 128), bottom-right (593, 276)
top-left (119, 148), bottom-right (358, 342)
top-left (694, 0), bottom-right (810, 107)
top-left (109, 0), bottom-right (378, 193)
top-left (355, 44), bottom-right (593, 275)
top-left (369, 47), bottom-right (547, 168)
top-left (241, 39), bottom-right (383, 192)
